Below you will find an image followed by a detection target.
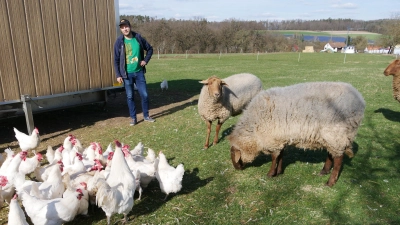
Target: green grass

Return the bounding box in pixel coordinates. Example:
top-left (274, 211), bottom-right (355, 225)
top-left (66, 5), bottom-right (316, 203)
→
top-left (272, 30), bottom-right (382, 41)
top-left (2, 52), bottom-right (400, 224)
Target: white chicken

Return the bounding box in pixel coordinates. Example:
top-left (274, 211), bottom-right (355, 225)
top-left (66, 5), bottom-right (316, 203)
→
top-left (18, 150), bottom-right (43, 177)
top-left (8, 194), bottom-right (29, 225)
top-left (0, 175), bottom-right (9, 209)
top-left (130, 142), bottom-right (144, 156)
top-left (83, 142), bottom-right (106, 166)
top-left (18, 187), bottom-right (84, 225)
top-left (63, 174), bottom-right (89, 216)
top-left (0, 151), bottom-right (27, 204)
top-left (34, 159), bottom-right (63, 182)
top-left (0, 148), bottom-right (15, 174)
top-left (62, 152), bottom-right (85, 177)
top-left (13, 127), bottom-right (40, 151)
top-left (62, 135), bottom-right (76, 166)
top-left (160, 79), bottom-right (168, 91)
top-left (31, 162), bottom-right (65, 199)
top-left (134, 148), bottom-right (156, 163)
top-left (45, 145), bottom-right (55, 164)
top-left (155, 151), bottom-right (185, 200)
top-left (51, 145), bottom-right (64, 164)
top-left (122, 146), bottom-right (156, 190)
top-left (95, 140), bottom-right (136, 225)
top-left (86, 158), bottom-right (104, 172)
top-left (70, 134), bottom-right (84, 153)
top-left (102, 142), bottom-right (113, 160)
top-left (99, 152), bottom-right (113, 179)
top-left (85, 170), bottom-right (104, 207)
top-left (133, 169), bottom-right (143, 200)
top-left (62, 135), bottom-right (75, 151)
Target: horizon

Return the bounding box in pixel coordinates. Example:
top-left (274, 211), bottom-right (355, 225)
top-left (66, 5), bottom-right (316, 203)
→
top-left (118, 0), bottom-right (400, 22)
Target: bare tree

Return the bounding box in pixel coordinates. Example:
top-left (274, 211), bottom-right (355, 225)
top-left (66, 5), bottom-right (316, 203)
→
top-left (123, 14), bottom-right (393, 54)
top-left (351, 36), bottom-right (368, 52)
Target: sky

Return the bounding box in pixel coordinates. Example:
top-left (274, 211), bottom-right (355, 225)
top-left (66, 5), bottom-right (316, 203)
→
top-left (118, 0), bottom-right (400, 22)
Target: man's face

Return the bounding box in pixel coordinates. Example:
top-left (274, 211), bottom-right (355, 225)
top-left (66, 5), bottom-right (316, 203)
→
top-left (119, 24), bottom-right (131, 36)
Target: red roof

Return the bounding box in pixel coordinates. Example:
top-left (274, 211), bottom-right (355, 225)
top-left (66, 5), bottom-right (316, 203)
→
top-left (328, 42), bottom-right (346, 48)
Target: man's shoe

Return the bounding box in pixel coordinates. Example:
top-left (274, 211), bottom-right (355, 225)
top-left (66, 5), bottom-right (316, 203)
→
top-left (144, 117), bottom-right (155, 122)
top-left (130, 119), bottom-right (137, 126)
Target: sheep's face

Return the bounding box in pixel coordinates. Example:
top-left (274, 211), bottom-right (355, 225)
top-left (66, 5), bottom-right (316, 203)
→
top-left (384, 59), bottom-right (400, 76)
top-left (200, 76), bottom-right (227, 101)
top-left (230, 146), bottom-right (244, 170)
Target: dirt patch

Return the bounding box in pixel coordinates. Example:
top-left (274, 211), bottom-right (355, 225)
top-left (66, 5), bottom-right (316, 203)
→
top-left (0, 88), bottom-right (198, 152)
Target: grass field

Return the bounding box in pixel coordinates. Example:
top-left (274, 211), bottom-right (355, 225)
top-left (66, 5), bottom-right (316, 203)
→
top-left (273, 30), bottom-right (382, 41)
top-left (1, 52), bottom-right (399, 224)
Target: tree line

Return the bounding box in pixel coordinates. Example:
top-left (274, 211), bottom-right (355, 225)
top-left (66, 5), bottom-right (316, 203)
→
top-left (122, 15), bottom-right (400, 54)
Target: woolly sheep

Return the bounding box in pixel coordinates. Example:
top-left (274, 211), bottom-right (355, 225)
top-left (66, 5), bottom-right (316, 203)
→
top-left (198, 73), bottom-right (263, 149)
top-left (228, 82), bottom-right (365, 187)
top-left (383, 59), bottom-right (400, 102)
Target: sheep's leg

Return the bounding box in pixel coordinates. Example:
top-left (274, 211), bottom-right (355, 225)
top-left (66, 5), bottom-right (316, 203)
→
top-left (326, 155), bottom-right (343, 187)
top-left (267, 151), bottom-right (283, 177)
top-left (213, 122), bottom-right (223, 146)
top-left (204, 120), bottom-right (212, 149)
top-left (230, 146), bottom-right (244, 169)
top-left (319, 153), bottom-right (333, 175)
top-left (276, 149), bottom-right (284, 175)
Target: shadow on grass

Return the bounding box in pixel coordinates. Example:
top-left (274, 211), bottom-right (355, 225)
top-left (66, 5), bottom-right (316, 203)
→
top-left (128, 167), bottom-right (213, 219)
top-left (0, 79), bottom-right (201, 148)
top-left (322, 115), bottom-right (400, 224)
top-left (227, 138), bottom-right (359, 181)
top-left (64, 167), bottom-right (214, 224)
top-left (374, 108), bottom-right (400, 122)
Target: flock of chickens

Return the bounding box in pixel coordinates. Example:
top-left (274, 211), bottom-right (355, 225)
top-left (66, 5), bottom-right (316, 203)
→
top-left (0, 127), bottom-right (185, 225)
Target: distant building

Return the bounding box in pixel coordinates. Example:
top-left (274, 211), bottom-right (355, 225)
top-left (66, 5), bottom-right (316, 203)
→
top-left (392, 45), bottom-right (400, 54)
top-left (302, 46), bottom-right (315, 53)
top-left (328, 42), bottom-right (346, 52)
top-left (364, 45), bottom-right (390, 54)
top-left (342, 46), bottom-right (356, 53)
top-left (320, 43), bottom-right (336, 53)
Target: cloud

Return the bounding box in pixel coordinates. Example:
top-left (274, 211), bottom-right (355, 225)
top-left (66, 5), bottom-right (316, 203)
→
top-left (260, 12), bottom-right (276, 18)
top-left (331, 3), bottom-right (358, 9)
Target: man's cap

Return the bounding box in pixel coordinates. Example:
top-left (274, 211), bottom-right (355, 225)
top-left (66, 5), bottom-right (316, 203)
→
top-left (119, 19), bottom-right (130, 27)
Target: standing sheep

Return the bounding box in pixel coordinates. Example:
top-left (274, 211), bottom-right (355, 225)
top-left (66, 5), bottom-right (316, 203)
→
top-left (198, 73), bottom-right (263, 149)
top-left (383, 59), bottom-right (400, 102)
top-left (228, 82), bottom-right (365, 187)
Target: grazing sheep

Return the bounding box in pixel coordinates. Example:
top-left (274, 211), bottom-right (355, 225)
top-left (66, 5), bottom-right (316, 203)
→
top-left (228, 82), bottom-right (365, 187)
top-left (383, 59), bottom-right (400, 102)
top-left (198, 73), bottom-right (263, 149)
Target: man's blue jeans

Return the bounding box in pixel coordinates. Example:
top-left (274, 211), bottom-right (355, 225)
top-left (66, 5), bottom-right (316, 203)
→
top-left (123, 70), bottom-right (150, 120)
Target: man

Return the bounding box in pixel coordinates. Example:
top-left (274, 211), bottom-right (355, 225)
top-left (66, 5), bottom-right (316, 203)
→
top-left (113, 19), bottom-right (155, 125)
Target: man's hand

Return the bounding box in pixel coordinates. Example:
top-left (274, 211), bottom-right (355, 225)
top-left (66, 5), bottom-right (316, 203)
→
top-left (117, 77), bottom-right (123, 83)
top-left (140, 61), bottom-right (147, 67)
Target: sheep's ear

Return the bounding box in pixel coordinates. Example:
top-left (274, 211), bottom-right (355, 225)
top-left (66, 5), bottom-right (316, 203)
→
top-left (230, 146), bottom-right (243, 170)
top-left (221, 80), bottom-right (228, 86)
top-left (199, 79), bottom-right (208, 85)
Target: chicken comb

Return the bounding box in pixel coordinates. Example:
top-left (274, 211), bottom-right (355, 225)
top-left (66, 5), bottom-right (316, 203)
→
top-left (36, 153), bottom-right (43, 161)
top-left (0, 176), bottom-right (8, 187)
top-left (114, 140), bottom-right (122, 147)
top-left (107, 152), bottom-right (114, 160)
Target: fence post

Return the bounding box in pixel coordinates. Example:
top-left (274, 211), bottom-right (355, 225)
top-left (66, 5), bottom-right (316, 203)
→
top-left (21, 95), bottom-right (34, 135)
